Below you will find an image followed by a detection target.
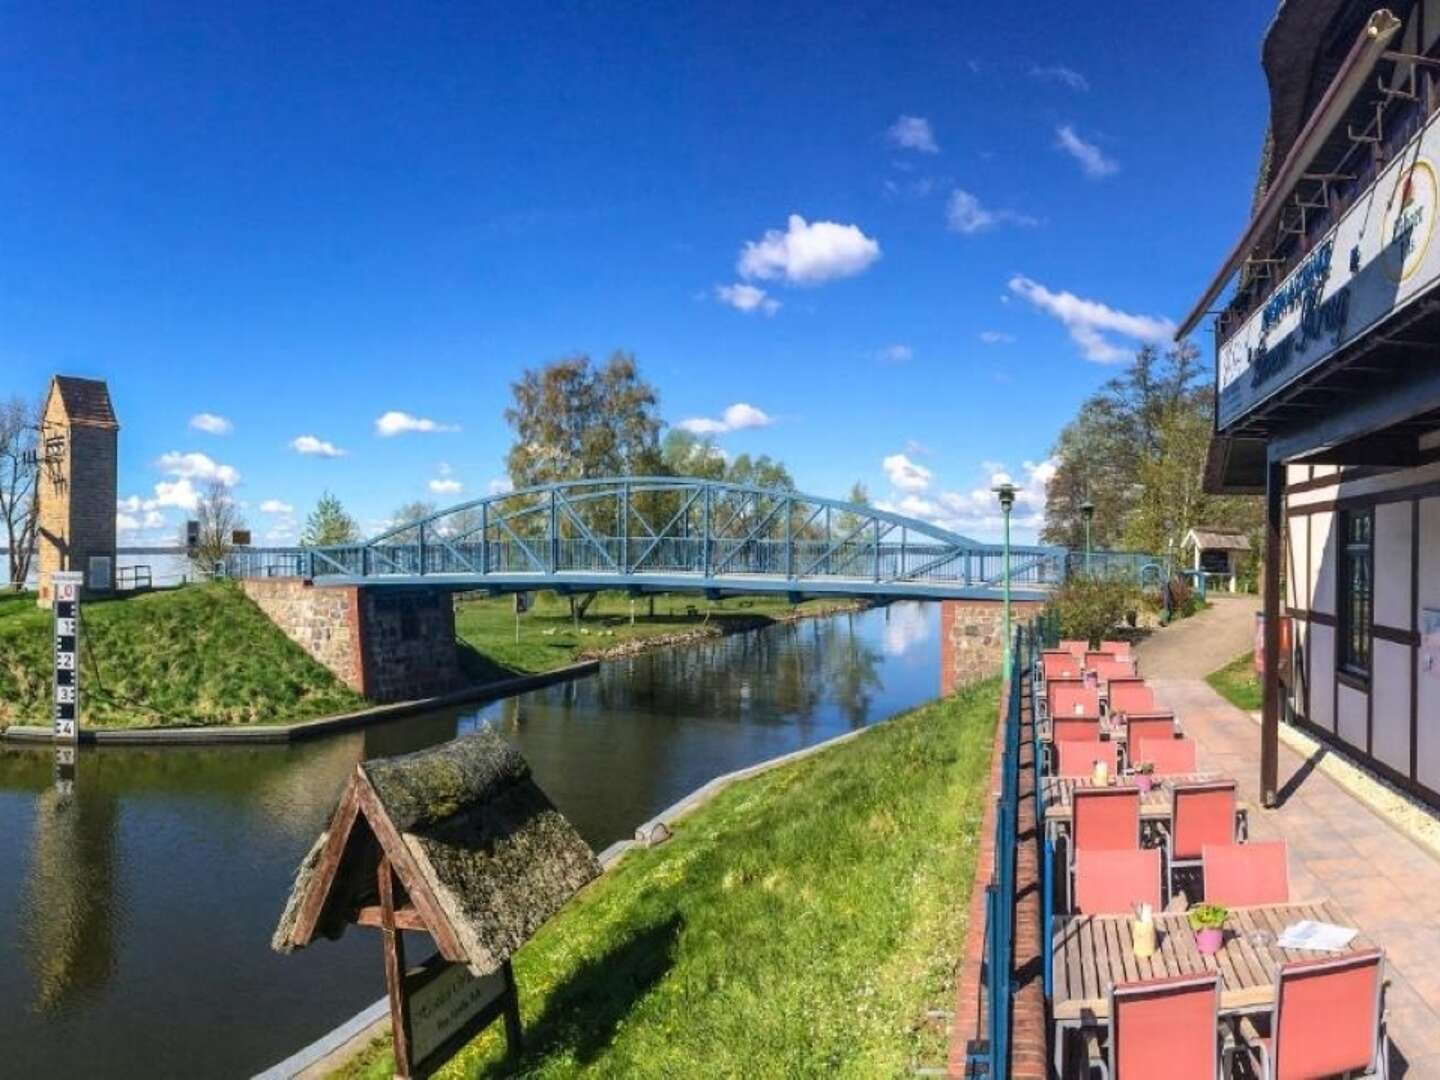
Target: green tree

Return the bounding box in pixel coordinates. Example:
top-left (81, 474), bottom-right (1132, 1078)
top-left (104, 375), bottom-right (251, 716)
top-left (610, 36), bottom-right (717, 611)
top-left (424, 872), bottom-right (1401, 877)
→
top-left (661, 429), bottom-right (726, 480)
top-left (388, 500), bottom-right (437, 544)
top-left (301, 490), bottom-right (360, 546)
top-left (188, 478), bottom-right (246, 573)
top-left (0, 396), bottom-right (38, 589)
top-left (504, 353), bottom-right (664, 487)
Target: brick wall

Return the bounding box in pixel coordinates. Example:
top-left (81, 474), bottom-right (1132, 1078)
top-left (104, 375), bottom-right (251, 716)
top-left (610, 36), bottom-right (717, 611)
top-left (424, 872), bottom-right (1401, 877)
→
top-left (36, 394), bottom-right (119, 604)
top-left (240, 579), bottom-right (463, 703)
top-left (948, 674), bottom-right (1048, 1078)
top-left (940, 600), bottom-right (1046, 694)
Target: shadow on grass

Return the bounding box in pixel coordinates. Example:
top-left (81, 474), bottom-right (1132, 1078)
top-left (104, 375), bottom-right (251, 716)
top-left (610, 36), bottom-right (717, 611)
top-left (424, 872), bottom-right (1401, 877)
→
top-left (455, 640), bottom-right (527, 685)
top-left (482, 915), bottom-right (682, 1076)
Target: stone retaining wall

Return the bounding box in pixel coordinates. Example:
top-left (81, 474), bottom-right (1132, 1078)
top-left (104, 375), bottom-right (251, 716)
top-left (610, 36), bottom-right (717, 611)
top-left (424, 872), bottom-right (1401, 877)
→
top-left (240, 579), bottom-right (461, 702)
top-left (941, 599), bottom-right (1046, 694)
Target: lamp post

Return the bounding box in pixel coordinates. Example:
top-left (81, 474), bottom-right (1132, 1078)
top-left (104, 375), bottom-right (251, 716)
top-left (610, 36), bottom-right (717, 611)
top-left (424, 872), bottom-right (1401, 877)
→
top-left (994, 482), bottom-right (1016, 671)
top-left (1080, 499), bottom-right (1095, 575)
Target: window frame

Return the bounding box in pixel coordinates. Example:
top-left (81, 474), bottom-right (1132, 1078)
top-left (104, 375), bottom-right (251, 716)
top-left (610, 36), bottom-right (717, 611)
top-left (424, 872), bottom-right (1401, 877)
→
top-left (1336, 507), bottom-right (1373, 682)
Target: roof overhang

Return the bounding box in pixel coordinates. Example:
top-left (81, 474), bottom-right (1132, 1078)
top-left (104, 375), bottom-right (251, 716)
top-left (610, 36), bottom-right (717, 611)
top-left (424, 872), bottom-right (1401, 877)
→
top-left (1177, 8), bottom-right (1402, 339)
top-left (1204, 434), bottom-right (1269, 495)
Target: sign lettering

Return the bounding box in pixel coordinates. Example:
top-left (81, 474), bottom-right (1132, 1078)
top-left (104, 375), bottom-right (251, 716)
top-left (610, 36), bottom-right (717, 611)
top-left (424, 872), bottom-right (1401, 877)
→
top-left (52, 572), bottom-right (82, 743)
top-left (407, 962), bottom-right (507, 1069)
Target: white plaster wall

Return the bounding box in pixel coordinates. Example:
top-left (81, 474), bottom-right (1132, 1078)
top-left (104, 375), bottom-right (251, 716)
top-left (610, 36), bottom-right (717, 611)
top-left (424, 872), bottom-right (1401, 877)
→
top-left (1337, 682), bottom-right (1367, 752)
top-left (1289, 616), bottom-right (1308, 721)
top-left (1418, 497), bottom-right (1440, 791)
top-left (1375, 501), bottom-right (1413, 632)
top-left (1310, 510), bottom-right (1335, 616)
top-left (1309, 622), bottom-right (1336, 734)
top-left (1373, 639), bottom-right (1412, 776)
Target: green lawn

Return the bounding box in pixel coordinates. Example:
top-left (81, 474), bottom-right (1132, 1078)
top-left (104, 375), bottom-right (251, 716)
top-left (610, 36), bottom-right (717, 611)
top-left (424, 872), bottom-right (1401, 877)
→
top-left (453, 591), bottom-right (858, 680)
top-left (0, 582), bottom-right (367, 728)
top-left (336, 680), bottom-right (999, 1079)
top-left (1206, 651), bottom-right (1262, 712)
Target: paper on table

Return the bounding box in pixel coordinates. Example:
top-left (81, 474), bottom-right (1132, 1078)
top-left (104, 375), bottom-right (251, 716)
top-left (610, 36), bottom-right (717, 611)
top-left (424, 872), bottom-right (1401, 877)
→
top-left (1276, 920), bottom-right (1358, 952)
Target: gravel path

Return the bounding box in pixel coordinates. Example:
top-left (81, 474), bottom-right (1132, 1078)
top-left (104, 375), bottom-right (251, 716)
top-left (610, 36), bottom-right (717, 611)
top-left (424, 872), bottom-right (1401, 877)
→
top-left (1134, 593), bottom-right (1258, 678)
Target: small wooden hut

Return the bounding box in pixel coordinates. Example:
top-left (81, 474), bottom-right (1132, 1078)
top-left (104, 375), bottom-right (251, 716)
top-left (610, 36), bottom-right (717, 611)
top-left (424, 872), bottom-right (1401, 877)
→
top-left (273, 729), bottom-right (601, 1075)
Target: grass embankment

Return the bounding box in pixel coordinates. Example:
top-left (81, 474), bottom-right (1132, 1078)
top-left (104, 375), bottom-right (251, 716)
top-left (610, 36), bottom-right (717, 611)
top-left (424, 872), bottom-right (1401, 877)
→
top-left (453, 591), bottom-right (860, 680)
top-left (0, 586), bottom-right (862, 729)
top-left (0, 583), bottom-right (366, 729)
top-left (337, 680), bottom-right (999, 1079)
top-left (1207, 651), bottom-right (1262, 712)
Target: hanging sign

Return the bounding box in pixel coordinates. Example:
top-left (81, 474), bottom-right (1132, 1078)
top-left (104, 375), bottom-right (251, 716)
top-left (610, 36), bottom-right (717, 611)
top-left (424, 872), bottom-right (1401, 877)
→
top-left (1217, 140), bottom-right (1440, 430)
top-left (52, 571), bottom-right (82, 743)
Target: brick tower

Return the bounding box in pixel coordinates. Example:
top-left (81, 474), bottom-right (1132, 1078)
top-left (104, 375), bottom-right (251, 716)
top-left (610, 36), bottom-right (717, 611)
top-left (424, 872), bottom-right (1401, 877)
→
top-left (36, 376), bottom-right (119, 607)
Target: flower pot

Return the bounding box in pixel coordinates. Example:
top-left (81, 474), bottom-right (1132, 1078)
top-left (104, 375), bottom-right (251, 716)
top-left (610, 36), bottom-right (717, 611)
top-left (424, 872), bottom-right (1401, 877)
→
top-left (1195, 927), bottom-right (1224, 955)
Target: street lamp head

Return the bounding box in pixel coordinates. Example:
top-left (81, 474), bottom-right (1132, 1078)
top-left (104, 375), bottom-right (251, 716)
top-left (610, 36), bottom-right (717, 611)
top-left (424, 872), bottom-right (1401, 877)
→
top-left (992, 482), bottom-right (1016, 513)
top-left (1080, 499), bottom-right (1095, 521)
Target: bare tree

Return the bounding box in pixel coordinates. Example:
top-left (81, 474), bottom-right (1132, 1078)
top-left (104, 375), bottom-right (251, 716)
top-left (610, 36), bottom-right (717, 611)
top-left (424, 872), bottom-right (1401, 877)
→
top-left (188, 478), bottom-right (246, 574)
top-left (0, 397), bottom-right (39, 590)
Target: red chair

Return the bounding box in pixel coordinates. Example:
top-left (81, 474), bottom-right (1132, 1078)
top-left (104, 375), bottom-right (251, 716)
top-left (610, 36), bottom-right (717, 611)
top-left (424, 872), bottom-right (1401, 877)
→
top-left (1070, 786), bottom-right (1141, 912)
top-left (1042, 650), bottom-right (1082, 681)
top-left (1124, 713), bottom-right (1177, 754)
top-left (1104, 972), bottom-right (1223, 1080)
top-left (1053, 716), bottom-right (1103, 743)
top-left (1074, 848), bottom-right (1163, 915)
top-left (1041, 675), bottom-right (1084, 719)
top-left (1056, 739), bottom-right (1120, 778)
top-left (1234, 948), bottom-right (1388, 1080)
top-left (1050, 681), bottom-right (1101, 719)
top-left (1060, 638), bottom-right (1089, 659)
top-left (1101, 639), bottom-right (1133, 661)
top-left (1132, 736), bottom-right (1197, 776)
top-left (1202, 841), bottom-right (1289, 906)
top-left (1089, 654), bottom-right (1139, 683)
top-left (1108, 679), bottom-right (1156, 717)
top-left (1166, 780), bottom-right (1238, 894)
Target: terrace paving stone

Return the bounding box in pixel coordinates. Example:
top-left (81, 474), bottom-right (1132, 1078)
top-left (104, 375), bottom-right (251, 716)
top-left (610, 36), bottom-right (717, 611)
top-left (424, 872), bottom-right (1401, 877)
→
top-left (1136, 598), bottom-right (1440, 1077)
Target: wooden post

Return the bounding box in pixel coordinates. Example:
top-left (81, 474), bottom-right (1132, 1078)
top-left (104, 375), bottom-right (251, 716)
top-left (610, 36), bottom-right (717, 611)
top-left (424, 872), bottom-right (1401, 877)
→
top-left (379, 855), bottom-right (413, 1078)
top-left (1261, 458), bottom-right (1283, 808)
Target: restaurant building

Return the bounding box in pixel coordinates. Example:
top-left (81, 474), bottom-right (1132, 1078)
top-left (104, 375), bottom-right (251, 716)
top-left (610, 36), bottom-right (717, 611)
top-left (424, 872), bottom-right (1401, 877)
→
top-left (1187, 1), bottom-right (1440, 808)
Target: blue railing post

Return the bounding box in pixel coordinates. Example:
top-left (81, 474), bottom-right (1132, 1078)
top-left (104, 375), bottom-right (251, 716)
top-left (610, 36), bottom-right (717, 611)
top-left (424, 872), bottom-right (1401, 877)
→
top-left (1043, 837), bottom-right (1055, 1000)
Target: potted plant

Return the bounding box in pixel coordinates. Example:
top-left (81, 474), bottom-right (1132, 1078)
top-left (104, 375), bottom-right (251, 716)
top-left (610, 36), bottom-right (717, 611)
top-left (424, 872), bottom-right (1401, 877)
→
top-left (1188, 903), bottom-right (1228, 955)
top-left (1130, 760), bottom-right (1155, 793)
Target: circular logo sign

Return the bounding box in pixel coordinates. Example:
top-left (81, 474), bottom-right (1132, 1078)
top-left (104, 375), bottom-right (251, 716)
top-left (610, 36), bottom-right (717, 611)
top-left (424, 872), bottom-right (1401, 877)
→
top-left (1384, 159), bottom-right (1437, 282)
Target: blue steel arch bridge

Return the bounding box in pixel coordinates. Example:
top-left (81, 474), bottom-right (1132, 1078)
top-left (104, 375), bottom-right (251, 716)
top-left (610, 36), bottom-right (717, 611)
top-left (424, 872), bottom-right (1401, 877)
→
top-left (273, 477), bottom-right (1072, 602)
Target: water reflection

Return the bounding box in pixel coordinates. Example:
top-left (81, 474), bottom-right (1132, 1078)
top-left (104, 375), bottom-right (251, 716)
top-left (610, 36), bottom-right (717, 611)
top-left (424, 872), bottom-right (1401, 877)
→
top-left (0, 601), bottom-right (938, 1078)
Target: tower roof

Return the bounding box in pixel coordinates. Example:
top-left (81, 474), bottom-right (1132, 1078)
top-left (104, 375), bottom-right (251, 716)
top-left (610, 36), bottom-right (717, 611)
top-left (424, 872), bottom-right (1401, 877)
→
top-left (49, 376), bottom-right (118, 428)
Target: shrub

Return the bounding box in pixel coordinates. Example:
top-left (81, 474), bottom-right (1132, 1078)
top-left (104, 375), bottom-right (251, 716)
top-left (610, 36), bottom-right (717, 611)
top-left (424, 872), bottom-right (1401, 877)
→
top-left (1052, 575), bottom-right (1142, 648)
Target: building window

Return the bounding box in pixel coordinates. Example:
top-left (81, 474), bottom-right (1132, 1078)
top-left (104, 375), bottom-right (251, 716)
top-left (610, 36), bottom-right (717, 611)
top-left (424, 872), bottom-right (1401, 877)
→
top-left (1338, 509), bottom-right (1372, 678)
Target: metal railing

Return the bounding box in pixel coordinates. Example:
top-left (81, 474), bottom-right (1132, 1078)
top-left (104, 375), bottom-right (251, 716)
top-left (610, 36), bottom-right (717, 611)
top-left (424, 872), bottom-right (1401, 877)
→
top-left (969, 620), bottom-right (1032, 1076)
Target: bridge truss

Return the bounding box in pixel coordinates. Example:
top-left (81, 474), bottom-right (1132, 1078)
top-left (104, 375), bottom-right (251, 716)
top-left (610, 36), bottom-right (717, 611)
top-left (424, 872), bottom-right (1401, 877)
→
top-left (296, 477), bottom-right (1066, 601)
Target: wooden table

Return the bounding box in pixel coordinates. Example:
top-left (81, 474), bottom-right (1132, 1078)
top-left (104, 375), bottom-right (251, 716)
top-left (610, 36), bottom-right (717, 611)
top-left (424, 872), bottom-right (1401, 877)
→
top-left (1053, 899), bottom-right (1370, 1021)
top-left (1050, 900), bottom-right (1372, 1075)
top-left (1040, 774), bottom-right (1223, 825)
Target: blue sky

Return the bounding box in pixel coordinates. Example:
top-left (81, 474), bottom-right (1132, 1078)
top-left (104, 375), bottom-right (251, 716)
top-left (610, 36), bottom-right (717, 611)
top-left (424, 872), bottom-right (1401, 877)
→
top-left (1, 1), bottom-right (1273, 544)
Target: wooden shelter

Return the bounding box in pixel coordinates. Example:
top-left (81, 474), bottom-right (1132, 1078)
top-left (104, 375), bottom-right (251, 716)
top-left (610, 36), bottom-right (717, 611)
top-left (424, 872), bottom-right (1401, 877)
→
top-left (273, 729), bottom-right (601, 1076)
top-left (1180, 528), bottom-right (1252, 593)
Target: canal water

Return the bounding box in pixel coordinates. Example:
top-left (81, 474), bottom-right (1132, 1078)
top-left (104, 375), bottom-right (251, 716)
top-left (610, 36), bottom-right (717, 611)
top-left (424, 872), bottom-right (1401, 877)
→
top-left (0, 602), bottom-right (941, 1078)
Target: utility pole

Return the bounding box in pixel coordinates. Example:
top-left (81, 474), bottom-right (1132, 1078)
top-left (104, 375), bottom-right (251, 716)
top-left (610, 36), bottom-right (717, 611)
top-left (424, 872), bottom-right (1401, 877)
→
top-left (993, 483), bottom-right (1016, 671)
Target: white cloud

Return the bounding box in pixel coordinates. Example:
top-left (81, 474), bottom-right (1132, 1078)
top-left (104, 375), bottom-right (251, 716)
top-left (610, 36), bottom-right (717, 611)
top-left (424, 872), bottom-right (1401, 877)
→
top-left (887, 115), bottom-right (939, 154)
top-left (877, 458), bottom-right (1058, 538)
top-left (979, 331), bottom-right (1016, 345)
top-left (259, 498), bottom-right (293, 514)
top-left (878, 344), bottom-right (913, 364)
top-left (375, 411), bottom-right (459, 437)
top-left (143, 510), bottom-right (165, 529)
top-left (676, 402), bottom-right (775, 436)
top-left (1055, 125), bottom-right (1118, 178)
top-left (738, 214), bottom-right (880, 285)
top-left (116, 512), bottom-right (140, 531)
top-left (882, 453), bottom-right (933, 493)
top-left (1030, 65), bottom-right (1089, 91)
top-left (429, 478), bottom-right (463, 495)
top-left (189, 412), bottom-right (233, 435)
top-left (715, 282), bottom-right (780, 315)
top-left (265, 522), bottom-right (297, 543)
top-left (156, 451), bottom-right (240, 487)
top-left (487, 477), bottom-right (515, 496)
top-left (1007, 275), bottom-right (1174, 363)
top-left (946, 189), bottom-right (1038, 235)
top-left (290, 435), bottom-right (346, 457)
top-left (152, 478), bottom-right (202, 511)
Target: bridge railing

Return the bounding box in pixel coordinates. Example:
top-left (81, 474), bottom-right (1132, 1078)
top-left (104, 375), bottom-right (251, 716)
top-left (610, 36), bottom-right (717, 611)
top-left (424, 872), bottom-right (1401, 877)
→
top-left (299, 536), bottom-right (1067, 588)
